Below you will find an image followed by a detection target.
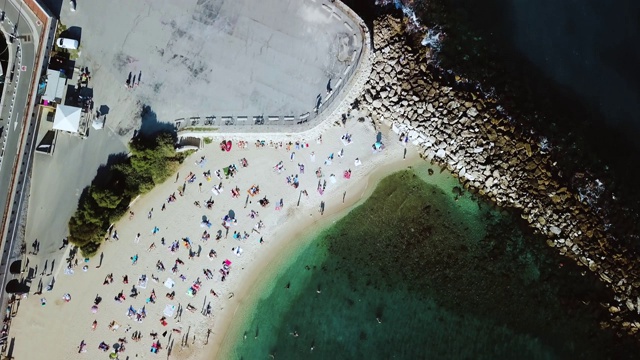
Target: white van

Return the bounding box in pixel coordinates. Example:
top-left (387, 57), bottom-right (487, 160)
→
top-left (56, 38), bottom-right (79, 50)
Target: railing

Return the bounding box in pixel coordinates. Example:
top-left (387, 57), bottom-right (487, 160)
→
top-left (175, 0), bottom-right (366, 134)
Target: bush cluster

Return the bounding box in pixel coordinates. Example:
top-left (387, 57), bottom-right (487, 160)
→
top-left (68, 132), bottom-right (189, 256)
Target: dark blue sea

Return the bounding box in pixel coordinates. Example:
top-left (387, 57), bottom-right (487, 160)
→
top-left (451, 0), bottom-right (640, 137)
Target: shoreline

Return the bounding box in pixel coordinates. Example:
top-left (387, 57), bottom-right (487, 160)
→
top-left (8, 116), bottom-right (421, 359)
top-left (211, 153), bottom-right (427, 359)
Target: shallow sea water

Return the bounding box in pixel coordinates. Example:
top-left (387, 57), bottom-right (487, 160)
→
top-left (223, 165), bottom-right (639, 360)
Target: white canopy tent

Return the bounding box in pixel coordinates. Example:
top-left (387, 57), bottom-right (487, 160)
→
top-left (53, 105), bottom-right (82, 133)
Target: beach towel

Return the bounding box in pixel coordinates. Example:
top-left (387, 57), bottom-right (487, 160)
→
top-left (164, 278), bottom-right (175, 289)
top-left (234, 247), bottom-right (243, 256)
top-left (163, 304), bottom-right (175, 317)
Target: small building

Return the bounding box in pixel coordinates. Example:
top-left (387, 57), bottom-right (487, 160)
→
top-left (42, 69), bottom-right (67, 104)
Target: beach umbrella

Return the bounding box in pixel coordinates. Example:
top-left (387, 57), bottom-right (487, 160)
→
top-left (91, 305), bottom-right (98, 313)
top-left (376, 131), bottom-right (382, 143)
top-left (228, 209), bottom-right (235, 220)
top-left (109, 352), bottom-right (118, 359)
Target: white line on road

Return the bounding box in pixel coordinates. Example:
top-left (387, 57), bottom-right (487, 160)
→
top-left (12, 113), bottom-right (20, 133)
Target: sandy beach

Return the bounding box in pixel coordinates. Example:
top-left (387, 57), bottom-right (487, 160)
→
top-left (9, 118), bottom-right (418, 359)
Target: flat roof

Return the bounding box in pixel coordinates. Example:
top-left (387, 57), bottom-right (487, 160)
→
top-left (42, 69), bottom-right (67, 103)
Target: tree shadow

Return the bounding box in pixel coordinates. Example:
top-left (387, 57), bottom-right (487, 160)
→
top-left (91, 152), bottom-right (129, 189)
top-left (137, 104), bottom-right (176, 140)
top-left (63, 26), bottom-right (83, 43)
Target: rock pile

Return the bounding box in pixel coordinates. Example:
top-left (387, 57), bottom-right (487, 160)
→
top-left (353, 15), bottom-right (640, 338)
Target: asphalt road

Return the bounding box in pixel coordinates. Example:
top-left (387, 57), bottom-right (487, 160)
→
top-left (0, 0), bottom-right (38, 288)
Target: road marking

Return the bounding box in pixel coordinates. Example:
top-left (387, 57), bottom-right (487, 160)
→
top-left (13, 120), bottom-right (17, 131)
top-left (20, 66), bottom-right (26, 71)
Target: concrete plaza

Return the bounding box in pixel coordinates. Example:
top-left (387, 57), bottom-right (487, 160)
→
top-left (55, 0), bottom-right (361, 134)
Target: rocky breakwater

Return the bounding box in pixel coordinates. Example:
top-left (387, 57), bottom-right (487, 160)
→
top-left (352, 15), bottom-right (640, 338)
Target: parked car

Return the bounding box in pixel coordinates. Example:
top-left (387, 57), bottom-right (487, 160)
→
top-left (57, 38), bottom-right (79, 50)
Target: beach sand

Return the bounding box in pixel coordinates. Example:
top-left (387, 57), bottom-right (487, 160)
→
top-left (9, 119), bottom-right (417, 359)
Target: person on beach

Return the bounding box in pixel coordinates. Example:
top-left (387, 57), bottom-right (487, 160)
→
top-left (134, 233), bottom-right (141, 243)
top-left (78, 340), bottom-right (87, 353)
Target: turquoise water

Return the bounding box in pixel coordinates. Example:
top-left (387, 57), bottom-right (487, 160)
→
top-left (224, 166), bottom-right (640, 359)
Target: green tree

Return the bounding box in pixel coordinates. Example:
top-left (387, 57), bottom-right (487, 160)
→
top-left (90, 186), bottom-right (123, 209)
top-left (67, 130), bottom-right (184, 257)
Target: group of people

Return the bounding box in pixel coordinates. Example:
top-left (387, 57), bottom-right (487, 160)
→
top-left (66, 128), bottom-right (373, 357)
